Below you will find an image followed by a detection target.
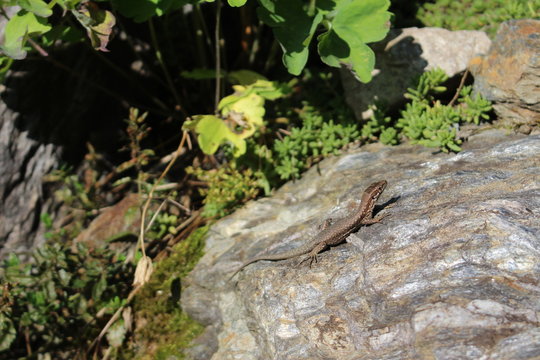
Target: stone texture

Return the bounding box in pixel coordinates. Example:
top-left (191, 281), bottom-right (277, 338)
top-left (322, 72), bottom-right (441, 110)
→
top-left (73, 193), bottom-right (140, 252)
top-left (470, 19), bottom-right (540, 133)
top-left (0, 46), bottom-right (127, 260)
top-left (0, 100), bottom-right (60, 259)
top-left (341, 27), bottom-right (491, 119)
top-left (181, 129), bottom-right (540, 360)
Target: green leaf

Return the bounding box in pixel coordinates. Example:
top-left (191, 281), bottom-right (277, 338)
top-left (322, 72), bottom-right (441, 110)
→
top-left (0, 10), bottom-right (52, 59)
top-left (41, 24), bottom-right (84, 47)
top-left (318, 0), bottom-right (391, 82)
top-left (181, 68), bottom-right (225, 80)
top-left (227, 70), bottom-right (267, 85)
top-left (73, 3), bottom-right (116, 52)
top-left (183, 115), bottom-right (246, 157)
top-left (228, 0), bottom-right (247, 6)
top-left (19, 0), bottom-right (53, 17)
top-left (257, 0), bottom-right (323, 75)
top-left (0, 314), bottom-right (17, 351)
top-left (332, 0), bottom-right (391, 44)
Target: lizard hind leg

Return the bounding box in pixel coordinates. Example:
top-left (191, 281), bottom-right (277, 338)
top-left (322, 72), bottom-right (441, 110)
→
top-left (298, 242), bottom-right (327, 268)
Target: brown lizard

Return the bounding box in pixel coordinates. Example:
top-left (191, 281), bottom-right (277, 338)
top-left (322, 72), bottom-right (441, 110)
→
top-left (229, 180), bottom-right (388, 280)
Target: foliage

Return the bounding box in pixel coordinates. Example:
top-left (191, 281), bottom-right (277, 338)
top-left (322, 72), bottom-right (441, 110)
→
top-left (187, 166), bottom-right (263, 219)
top-left (0, 0), bottom-right (115, 59)
top-left (258, 0), bottom-right (391, 82)
top-left (183, 79), bottom-right (292, 158)
top-left (273, 104), bottom-right (360, 180)
top-left (1, 0), bottom-right (392, 84)
top-left (396, 68), bottom-right (492, 152)
top-left (418, 0), bottom-right (539, 36)
top-left (360, 104), bottom-right (397, 145)
top-left (128, 226), bottom-right (207, 359)
top-left (117, 108), bottom-right (155, 186)
top-left (43, 108), bottom-right (155, 220)
top-left (357, 68), bottom-right (492, 153)
top-left (45, 164), bottom-right (97, 212)
top-left (0, 242), bottom-right (134, 358)
top-left (148, 212), bottom-right (179, 239)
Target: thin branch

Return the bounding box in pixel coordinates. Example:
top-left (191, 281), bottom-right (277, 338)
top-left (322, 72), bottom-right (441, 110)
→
top-left (148, 18), bottom-right (187, 117)
top-left (448, 70), bottom-right (469, 107)
top-left (26, 37), bottom-right (49, 57)
top-left (88, 284), bottom-right (142, 353)
top-left (138, 131), bottom-right (190, 257)
top-left (144, 199), bottom-right (167, 233)
top-left (214, 0), bottom-right (222, 113)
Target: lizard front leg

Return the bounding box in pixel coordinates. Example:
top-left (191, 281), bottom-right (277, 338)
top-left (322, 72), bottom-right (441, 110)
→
top-left (361, 211), bottom-right (390, 225)
top-left (318, 218), bottom-right (333, 231)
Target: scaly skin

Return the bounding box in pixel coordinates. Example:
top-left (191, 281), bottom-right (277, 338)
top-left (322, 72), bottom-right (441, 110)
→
top-left (229, 180), bottom-right (388, 280)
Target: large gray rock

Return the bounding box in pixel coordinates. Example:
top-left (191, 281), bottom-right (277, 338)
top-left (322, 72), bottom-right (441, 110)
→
top-left (341, 27), bottom-right (491, 119)
top-left (471, 19), bottom-right (540, 133)
top-left (181, 129), bottom-right (540, 360)
top-left (0, 49), bottom-right (125, 260)
top-left (0, 100), bottom-right (60, 259)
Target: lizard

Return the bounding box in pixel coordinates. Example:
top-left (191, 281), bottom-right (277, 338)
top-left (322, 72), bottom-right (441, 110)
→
top-left (229, 180), bottom-right (388, 281)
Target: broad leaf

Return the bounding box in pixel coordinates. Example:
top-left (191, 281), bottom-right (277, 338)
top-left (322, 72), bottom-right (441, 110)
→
top-left (183, 115), bottom-right (246, 157)
top-left (227, 70), bottom-right (267, 85)
top-left (74, 3), bottom-right (116, 52)
top-left (18, 0), bottom-right (53, 17)
top-left (228, 0), bottom-right (247, 6)
top-left (318, 0), bottom-right (391, 82)
top-left (257, 0), bottom-right (323, 75)
top-left (0, 10), bottom-right (52, 59)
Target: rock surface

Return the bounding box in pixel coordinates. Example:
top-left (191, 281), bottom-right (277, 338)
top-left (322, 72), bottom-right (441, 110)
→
top-left (341, 27), bottom-right (491, 120)
top-left (0, 47), bottom-right (127, 260)
top-left (72, 193), bottom-right (140, 252)
top-left (471, 19), bottom-right (540, 133)
top-left (181, 129), bottom-right (540, 360)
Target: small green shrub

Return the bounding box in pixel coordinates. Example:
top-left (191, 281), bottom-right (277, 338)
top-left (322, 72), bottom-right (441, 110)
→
top-left (0, 242), bottom-right (134, 358)
top-left (274, 105), bottom-right (360, 180)
top-left (360, 104), bottom-right (397, 145)
top-left (128, 226), bottom-right (207, 359)
top-left (186, 166), bottom-right (263, 219)
top-left (418, 0), bottom-right (539, 36)
top-left (396, 69), bottom-right (492, 152)
top-left (359, 69), bottom-right (492, 153)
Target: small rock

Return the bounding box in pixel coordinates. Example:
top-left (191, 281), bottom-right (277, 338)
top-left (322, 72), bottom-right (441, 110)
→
top-left (470, 19), bottom-right (540, 130)
top-left (73, 193), bottom-right (140, 252)
top-left (341, 27), bottom-right (491, 119)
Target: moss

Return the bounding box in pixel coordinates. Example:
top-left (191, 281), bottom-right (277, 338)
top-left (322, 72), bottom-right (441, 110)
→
top-left (126, 226), bottom-right (209, 359)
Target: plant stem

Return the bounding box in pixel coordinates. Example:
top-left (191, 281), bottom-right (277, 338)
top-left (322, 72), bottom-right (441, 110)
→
top-left (215, 0), bottom-right (222, 113)
top-left (148, 18), bottom-right (187, 117)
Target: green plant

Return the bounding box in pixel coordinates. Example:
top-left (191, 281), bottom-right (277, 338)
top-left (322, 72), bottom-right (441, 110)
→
top-left (1, 0), bottom-right (392, 86)
top-left (128, 226), bottom-right (207, 358)
top-left (183, 79), bottom-right (292, 158)
top-left (360, 104), bottom-right (398, 145)
top-left (418, 0), bottom-right (539, 36)
top-left (187, 166), bottom-right (263, 219)
top-left (45, 164), bottom-right (97, 211)
top-left (0, 242), bottom-right (134, 358)
top-left (148, 212), bottom-right (179, 239)
top-left (274, 104), bottom-right (360, 179)
top-left (258, 0), bottom-right (391, 81)
top-left (457, 85), bottom-right (492, 125)
top-left (396, 69), bottom-right (492, 152)
top-left (0, 0), bottom-right (114, 60)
